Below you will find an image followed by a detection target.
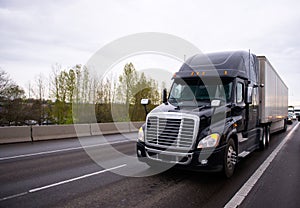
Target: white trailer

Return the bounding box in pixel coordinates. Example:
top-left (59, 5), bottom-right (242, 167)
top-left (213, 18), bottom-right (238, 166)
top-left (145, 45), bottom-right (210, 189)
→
top-left (258, 56), bottom-right (288, 133)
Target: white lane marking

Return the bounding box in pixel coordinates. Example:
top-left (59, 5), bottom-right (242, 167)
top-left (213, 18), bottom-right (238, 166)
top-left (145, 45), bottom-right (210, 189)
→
top-left (0, 192), bottom-right (28, 202)
top-left (0, 164), bottom-right (126, 202)
top-left (0, 140), bottom-right (133, 161)
top-left (224, 122), bottom-right (299, 208)
top-left (29, 164), bottom-right (127, 193)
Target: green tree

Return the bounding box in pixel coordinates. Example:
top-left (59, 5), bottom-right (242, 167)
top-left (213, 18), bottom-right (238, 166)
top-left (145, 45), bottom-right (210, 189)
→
top-left (95, 76), bottom-right (115, 122)
top-left (0, 69), bottom-right (12, 97)
top-left (0, 84), bottom-right (26, 125)
top-left (116, 63), bottom-right (160, 121)
top-left (31, 73), bottom-right (46, 125)
top-left (117, 63), bottom-right (137, 121)
top-left (51, 65), bottom-right (72, 124)
top-left (130, 72), bottom-right (160, 121)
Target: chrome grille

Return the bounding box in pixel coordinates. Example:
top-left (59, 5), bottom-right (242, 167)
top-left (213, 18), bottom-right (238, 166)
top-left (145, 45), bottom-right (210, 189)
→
top-left (145, 113), bottom-right (197, 150)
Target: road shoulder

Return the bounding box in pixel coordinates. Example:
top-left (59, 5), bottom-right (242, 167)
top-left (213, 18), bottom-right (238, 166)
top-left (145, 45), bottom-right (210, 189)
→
top-left (240, 123), bottom-right (300, 208)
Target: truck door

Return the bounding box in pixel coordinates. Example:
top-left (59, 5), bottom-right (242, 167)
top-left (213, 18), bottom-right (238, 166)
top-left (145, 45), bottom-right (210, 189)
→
top-left (234, 79), bottom-right (246, 131)
top-left (235, 79), bottom-right (257, 152)
top-left (247, 86), bottom-right (259, 130)
top-left (244, 84), bottom-right (260, 149)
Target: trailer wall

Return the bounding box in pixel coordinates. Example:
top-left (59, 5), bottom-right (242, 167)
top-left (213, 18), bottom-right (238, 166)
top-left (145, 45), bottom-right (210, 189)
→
top-left (258, 56), bottom-right (288, 124)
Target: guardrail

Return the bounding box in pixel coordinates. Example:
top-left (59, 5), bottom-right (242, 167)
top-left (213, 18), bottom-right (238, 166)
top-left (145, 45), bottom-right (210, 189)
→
top-left (0, 122), bottom-right (144, 144)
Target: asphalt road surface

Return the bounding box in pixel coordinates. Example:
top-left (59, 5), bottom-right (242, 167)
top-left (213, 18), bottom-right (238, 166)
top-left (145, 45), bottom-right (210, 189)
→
top-left (0, 122), bottom-right (299, 208)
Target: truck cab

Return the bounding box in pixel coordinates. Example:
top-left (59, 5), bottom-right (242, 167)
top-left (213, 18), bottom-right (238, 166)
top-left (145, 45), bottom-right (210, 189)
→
top-left (294, 108), bottom-right (300, 121)
top-left (136, 51), bottom-right (287, 178)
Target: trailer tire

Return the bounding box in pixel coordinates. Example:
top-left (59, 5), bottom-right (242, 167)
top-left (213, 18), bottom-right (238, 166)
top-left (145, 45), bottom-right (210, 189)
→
top-left (266, 126), bottom-right (270, 146)
top-left (282, 119), bottom-right (287, 132)
top-left (223, 138), bottom-right (237, 178)
top-left (260, 126), bottom-right (270, 150)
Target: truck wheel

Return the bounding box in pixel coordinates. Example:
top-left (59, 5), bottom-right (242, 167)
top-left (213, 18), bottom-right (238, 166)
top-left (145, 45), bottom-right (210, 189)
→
top-left (223, 139), bottom-right (237, 178)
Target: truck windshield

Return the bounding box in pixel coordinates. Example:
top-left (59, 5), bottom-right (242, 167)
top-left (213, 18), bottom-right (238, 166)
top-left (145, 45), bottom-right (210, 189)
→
top-left (169, 78), bottom-right (233, 106)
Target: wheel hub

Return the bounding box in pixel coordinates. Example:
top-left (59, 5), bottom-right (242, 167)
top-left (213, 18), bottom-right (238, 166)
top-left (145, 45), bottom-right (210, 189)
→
top-left (227, 146), bottom-right (237, 169)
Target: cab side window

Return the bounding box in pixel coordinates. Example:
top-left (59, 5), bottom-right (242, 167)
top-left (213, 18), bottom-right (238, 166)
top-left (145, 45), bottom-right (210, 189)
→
top-left (236, 82), bottom-right (244, 103)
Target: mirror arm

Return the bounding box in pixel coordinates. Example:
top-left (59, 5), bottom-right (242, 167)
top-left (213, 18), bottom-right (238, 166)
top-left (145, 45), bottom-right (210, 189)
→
top-left (162, 88), bottom-right (168, 104)
top-left (140, 99), bottom-right (150, 116)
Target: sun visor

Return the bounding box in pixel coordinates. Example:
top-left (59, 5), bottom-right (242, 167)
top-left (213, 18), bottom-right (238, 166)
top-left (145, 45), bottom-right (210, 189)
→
top-left (177, 51), bottom-right (259, 83)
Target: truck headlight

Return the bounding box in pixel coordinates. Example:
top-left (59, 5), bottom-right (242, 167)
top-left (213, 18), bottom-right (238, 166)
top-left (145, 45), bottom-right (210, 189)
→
top-left (197, 133), bottom-right (220, 148)
top-left (138, 127), bottom-right (144, 142)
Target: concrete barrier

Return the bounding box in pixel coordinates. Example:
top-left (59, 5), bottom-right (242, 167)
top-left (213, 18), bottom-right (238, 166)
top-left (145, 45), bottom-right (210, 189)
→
top-left (32, 124), bottom-right (91, 141)
top-left (73, 124), bottom-right (91, 137)
top-left (0, 121), bottom-right (145, 144)
top-left (0, 126), bottom-right (31, 144)
top-left (91, 123), bottom-right (124, 135)
top-left (91, 122), bottom-right (144, 135)
top-left (130, 122), bottom-right (144, 131)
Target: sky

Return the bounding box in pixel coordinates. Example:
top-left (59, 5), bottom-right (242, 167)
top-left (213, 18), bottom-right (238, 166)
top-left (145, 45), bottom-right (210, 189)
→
top-left (0, 0), bottom-right (300, 105)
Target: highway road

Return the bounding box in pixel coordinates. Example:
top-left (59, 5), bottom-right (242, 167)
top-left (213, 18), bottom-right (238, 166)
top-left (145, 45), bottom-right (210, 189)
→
top-left (0, 122), bottom-right (299, 208)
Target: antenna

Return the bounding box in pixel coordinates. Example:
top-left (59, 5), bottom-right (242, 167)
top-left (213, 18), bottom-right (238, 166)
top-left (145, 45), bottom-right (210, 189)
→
top-left (248, 49), bottom-right (251, 82)
top-left (28, 82), bottom-right (31, 98)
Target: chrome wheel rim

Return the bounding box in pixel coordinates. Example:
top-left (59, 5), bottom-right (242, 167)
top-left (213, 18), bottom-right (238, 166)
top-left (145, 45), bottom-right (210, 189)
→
top-left (227, 146), bottom-right (236, 170)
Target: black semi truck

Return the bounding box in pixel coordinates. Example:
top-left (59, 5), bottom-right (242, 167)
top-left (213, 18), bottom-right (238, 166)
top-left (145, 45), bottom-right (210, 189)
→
top-left (137, 51), bottom-right (288, 177)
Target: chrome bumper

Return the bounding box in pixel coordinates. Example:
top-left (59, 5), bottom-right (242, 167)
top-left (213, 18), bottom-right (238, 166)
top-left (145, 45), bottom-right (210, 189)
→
top-left (145, 147), bottom-right (193, 165)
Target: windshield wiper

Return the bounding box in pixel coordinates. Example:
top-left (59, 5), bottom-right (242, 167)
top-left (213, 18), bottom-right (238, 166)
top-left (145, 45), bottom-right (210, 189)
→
top-left (193, 104), bottom-right (211, 111)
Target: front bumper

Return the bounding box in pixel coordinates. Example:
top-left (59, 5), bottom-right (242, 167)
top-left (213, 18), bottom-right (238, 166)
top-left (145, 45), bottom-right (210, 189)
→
top-left (136, 142), bottom-right (225, 172)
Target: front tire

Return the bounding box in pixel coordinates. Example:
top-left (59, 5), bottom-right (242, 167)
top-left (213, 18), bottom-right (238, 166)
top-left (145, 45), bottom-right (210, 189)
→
top-left (223, 139), bottom-right (237, 178)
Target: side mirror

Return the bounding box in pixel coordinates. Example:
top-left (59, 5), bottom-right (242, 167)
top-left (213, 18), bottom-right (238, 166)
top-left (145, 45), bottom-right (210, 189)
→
top-left (141, 99), bottom-right (149, 105)
top-left (211, 99), bottom-right (221, 107)
top-left (141, 98), bottom-right (150, 116)
top-left (162, 88), bottom-right (168, 104)
top-left (245, 86), bottom-right (253, 104)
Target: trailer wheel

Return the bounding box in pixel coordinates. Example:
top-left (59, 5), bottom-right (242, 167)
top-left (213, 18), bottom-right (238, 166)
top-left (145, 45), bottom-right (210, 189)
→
top-left (282, 119), bottom-right (287, 132)
top-left (260, 126), bottom-right (270, 150)
top-left (266, 126), bottom-right (270, 146)
top-left (223, 139), bottom-right (237, 178)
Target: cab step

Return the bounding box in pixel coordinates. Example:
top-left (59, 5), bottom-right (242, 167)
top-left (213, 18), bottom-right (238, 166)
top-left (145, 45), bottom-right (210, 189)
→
top-left (238, 151), bottom-right (250, 158)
